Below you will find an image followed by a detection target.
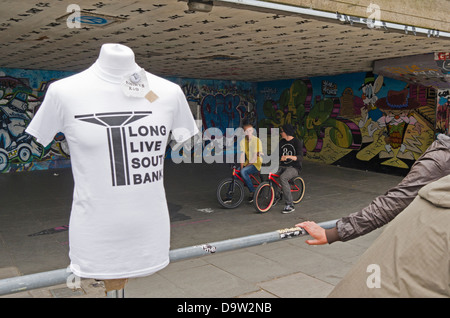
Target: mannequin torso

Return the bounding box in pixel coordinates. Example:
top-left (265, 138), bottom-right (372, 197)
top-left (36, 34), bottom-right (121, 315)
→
top-left (26, 43), bottom-right (199, 297)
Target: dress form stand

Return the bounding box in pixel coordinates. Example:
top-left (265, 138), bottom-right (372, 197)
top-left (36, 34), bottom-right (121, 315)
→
top-left (104, 279), bottom-right (128, 298)
top-left (94, 43), bottom-right (138, 298)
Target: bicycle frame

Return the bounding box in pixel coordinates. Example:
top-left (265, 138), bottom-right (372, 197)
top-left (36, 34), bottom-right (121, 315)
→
top-left (218, 165), bottom-right (263, 209)
top-left (232, 166), bottom-right (260, 187)
top-left (253, 172), bottom-right (305, 213)
top-left (267, 172), bottom-right (302, 193)
top-left (223, 165), bottom-right (260, 200)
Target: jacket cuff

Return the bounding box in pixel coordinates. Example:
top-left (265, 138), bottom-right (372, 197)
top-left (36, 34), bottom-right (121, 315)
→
top-left (325, 227), bottom-right (341, 244)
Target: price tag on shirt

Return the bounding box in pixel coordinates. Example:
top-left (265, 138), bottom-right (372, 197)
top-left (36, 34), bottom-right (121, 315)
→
top-left (121, 68), bottom-right (150, 98)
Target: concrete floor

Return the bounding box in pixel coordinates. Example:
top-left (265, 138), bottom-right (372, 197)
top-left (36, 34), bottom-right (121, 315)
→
top-left (0, 160), bottom-right (404, 298)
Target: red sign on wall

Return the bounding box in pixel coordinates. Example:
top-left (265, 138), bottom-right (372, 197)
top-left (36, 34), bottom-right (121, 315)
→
top-left (435, 52), bottom-right (450, 60)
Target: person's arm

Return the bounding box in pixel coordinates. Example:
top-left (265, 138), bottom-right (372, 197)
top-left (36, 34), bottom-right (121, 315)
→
top-left (283, 138), bottom-right (302, 162)
top-left (248, 138), bottom-right (259, 164)
top-left (336, 151), bottom-right (446, 242)
top-left (295, 221), bottom-right (328, 245)
top-left (278, 141), bottom-right (283, 162)
top-left (281, 155), bottom-right (297, 161)
top-left (297, 142), bottom-right (450, 244)
top-left (294, 138), bottom-right (302, 161)
top-left (295, 221), bottom-right (340, 245)
top-left (239, 139), bottom-right (245, 169)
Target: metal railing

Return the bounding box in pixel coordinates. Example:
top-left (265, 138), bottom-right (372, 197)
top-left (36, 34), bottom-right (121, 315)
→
top-left (0, 219), bottom-right (338, 296)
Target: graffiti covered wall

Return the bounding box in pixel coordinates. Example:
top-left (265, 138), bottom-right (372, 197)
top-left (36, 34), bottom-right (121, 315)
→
top-left (168, 78), bottom-right (256, 130)
top-left (1, 67), bottom-right (440, 175)
top-left (0, 67), bottom-right (256, 173)
top-left (256, 72), bottom-right (437, 174)
top-left (437, 89), bottom-right (450, 135)
top-left (165, 78), bottom-right (257, 162)
top-left (0, 68), bottom-right (74, 172)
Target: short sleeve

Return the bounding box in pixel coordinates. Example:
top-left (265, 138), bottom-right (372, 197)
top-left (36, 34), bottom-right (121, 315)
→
top-left (25, 84), bottom-right (63, 147)
top-left (239, 138), bottom-right (245, 154)
top-left (295, 139), bottom-right (303, 155)
top-left (170, 86), bottom-right (199, 143)
top-left (257, 138), bottom-right (263, 153)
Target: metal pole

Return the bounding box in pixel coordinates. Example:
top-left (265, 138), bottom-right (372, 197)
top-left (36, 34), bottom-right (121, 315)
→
top-left (106, 289), bottom-right (125, 298)
top-left (0, 219), bottom-right (338, 296)
top-left (170, 219), bottom-right (338, 261)
top-left (0, 268), bottom-right (70, 296)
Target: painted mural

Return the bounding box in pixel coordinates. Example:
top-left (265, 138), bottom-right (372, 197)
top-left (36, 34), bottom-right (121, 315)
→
top-left (0, 68), bottom-right (256, 172)
top-left (167, 77), bottom-right (257, 161)
top-left (256, 72), bottom-right (437, 173)
top-left (0, 68), bottom-right (73, 172)
top-left (437, 89), bottom-right (450, 135)
top-left (0, 67), bottom-right (440, 175)
top-left (173, 79), bottom-right (256, 130)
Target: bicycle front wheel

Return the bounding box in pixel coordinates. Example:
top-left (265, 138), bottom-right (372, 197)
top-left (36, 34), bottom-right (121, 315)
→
top-left (253, 181), bottom-right (274, 213)
top-left (217, 177), bottom-right (244, 209)
top-left (290, 176), bottom-right (306, 204)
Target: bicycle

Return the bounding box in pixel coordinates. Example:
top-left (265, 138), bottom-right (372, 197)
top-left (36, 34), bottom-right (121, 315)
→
top-left (253, 171), bottom-right (305, 213)
top-left (216, 164), bottom-right (262, 209)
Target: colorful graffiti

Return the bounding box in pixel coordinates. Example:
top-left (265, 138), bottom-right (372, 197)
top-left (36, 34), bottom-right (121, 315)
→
top-left (1, 69), bottom-right (257, 172)
top-left (0, 89), bottom-right (42, 171)
top-left (1, 67), bottom-right (441, 175)
top-left (0, 69), bottom-right (73, 172)
top-left (257, 72), bottom-right (437, 172)
top-left (437, 89), bottom-right (450, 135)
top-left (173, 79), bottom-right (257, 161)
top-left (176, 80), bottom-right (256, 130)
top-left (259, 79), bottom-right (361, 154)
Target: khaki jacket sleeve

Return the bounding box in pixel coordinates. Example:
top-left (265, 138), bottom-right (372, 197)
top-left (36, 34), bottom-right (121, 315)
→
top-left (331, 140), bottom-right (450, 243)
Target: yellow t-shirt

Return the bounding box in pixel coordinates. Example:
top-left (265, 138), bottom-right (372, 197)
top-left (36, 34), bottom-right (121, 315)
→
top-left (240, 137), bottom-right (263, 171)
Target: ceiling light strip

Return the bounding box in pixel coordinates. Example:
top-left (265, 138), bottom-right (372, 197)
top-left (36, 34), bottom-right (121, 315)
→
top-left (215, 0), bottom-right (450, 38)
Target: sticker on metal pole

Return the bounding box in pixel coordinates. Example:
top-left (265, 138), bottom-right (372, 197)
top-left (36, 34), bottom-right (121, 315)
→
top-left (277, 227), bottom-right (306, 239)
top-left (199, 244), bottom-right (216, 254)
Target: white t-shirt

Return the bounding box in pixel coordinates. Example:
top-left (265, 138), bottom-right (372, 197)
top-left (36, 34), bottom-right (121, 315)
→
top-left (26, 62), bottom-right (198, 279)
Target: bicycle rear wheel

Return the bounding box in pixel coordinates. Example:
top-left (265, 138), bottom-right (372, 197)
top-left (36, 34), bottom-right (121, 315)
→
top-left (253, 181), bottom-right (274, 213)
top-left (217, 177), bottom-right (244, 209)
top-left (290, 176), bottom-right (306, 204)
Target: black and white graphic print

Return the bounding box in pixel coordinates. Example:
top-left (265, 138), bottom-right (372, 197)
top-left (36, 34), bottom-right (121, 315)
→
top-left (75, 111), bottom-right (164, 187)
top-left (281, 143), bottom-right (296, 163)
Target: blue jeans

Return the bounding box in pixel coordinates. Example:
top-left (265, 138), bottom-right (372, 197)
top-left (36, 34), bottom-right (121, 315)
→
top-left (241, 165), bottom-right (259, 193)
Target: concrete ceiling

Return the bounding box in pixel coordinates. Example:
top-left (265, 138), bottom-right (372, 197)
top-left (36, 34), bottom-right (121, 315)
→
top-left (1, 0), bottom-right (450, 83)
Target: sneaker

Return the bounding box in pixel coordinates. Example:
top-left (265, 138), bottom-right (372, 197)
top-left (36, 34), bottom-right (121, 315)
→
top-left (248, 193), bottom-right (254, 203)
top-left (282, 204), bottom-right (295, 214)
top-left (223, 197), bottom-right (232, 204)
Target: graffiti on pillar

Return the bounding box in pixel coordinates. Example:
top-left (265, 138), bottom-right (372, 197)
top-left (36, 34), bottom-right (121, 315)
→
top-left (2, 70), bottom-right (256, 171)
top-left (179, 81), bottom-right (257, 131)
top-left (0, 90), bottom-right (42, 172)
top-left (0, 69), bottom-right (72, 172)
top-left (201, 93), bottom-right (252, 132)
top-left (437, 89), bottom-right (450, 135)
top-left (257, 72), bottom-right (437, 172)
top-left (176, 80), bottom-right (256, 160)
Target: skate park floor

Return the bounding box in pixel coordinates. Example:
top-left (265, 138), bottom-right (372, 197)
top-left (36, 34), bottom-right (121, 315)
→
top-left (0, 160), bottom-right (403, 298)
